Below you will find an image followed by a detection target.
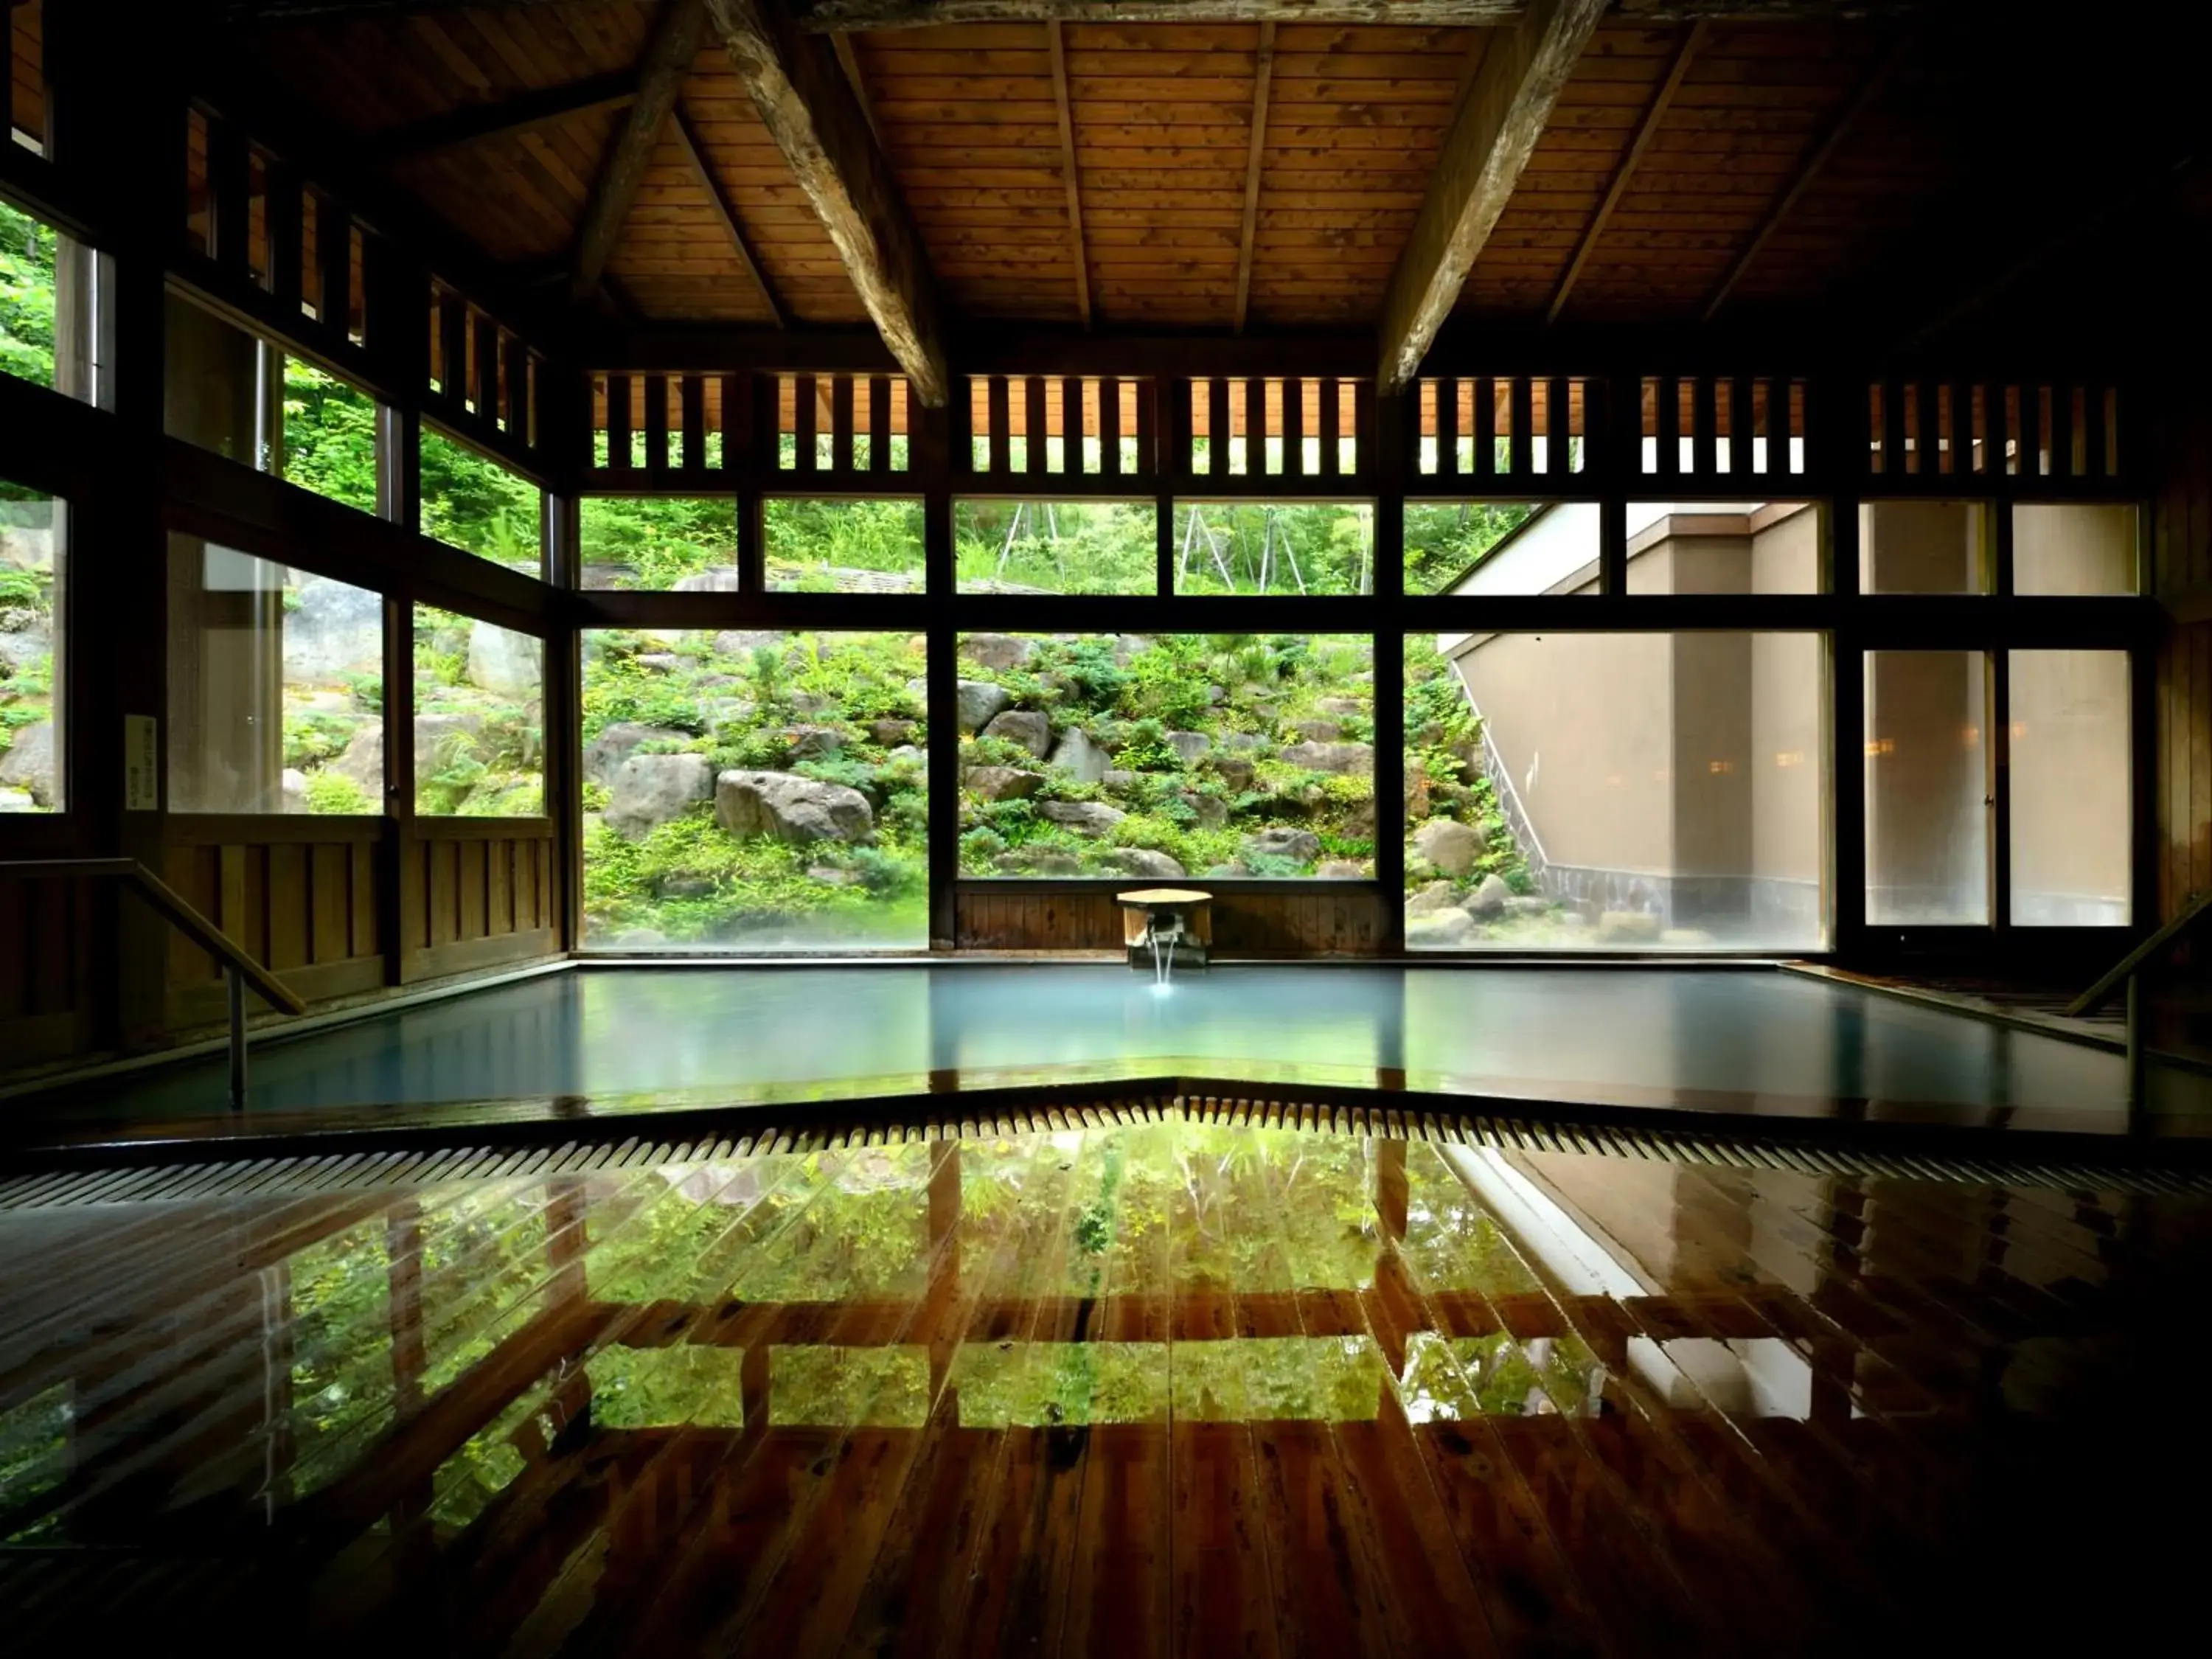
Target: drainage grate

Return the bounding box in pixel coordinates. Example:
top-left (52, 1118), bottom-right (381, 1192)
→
top-left (0, 1095), bottom-right (2202, 1209)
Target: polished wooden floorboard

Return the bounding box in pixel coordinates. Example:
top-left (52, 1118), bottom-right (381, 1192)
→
top-left (1, 1123), bottom-right (2206, 1652)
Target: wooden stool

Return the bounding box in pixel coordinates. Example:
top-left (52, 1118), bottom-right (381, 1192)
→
top-left (1116, 887), bottom-right (1212, 974)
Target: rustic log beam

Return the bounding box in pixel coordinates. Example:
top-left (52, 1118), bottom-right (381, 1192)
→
top-left (703, 0), bottom-right (951, 406)
top-left (1547, 21), bottom-right (1705, 324)
top-left (1377, 0), bottom-right (1610, 393)
top-left (1700, 32), bottom-right (1909, 323)
top-left (670, 98), bottom-right (787, 328)
top-left (569, 0), bottom-right (709, 305)
top-left (1046, 21), bottom-right (1091, 328)
top-left (1231, 21), bottom-right (1276, 335)
top-left (364, 70), bottom-right (640, 163)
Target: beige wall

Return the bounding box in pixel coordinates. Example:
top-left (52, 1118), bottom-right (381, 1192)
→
top-left (1861, 500), bottom-right (1986, 593)
top-left (1865, 650), bottom-right (1987, 923)
top-left (2010, 649), bottom-right (2131, 922)
top-left (2013, 503), bottom-right (2137, 594)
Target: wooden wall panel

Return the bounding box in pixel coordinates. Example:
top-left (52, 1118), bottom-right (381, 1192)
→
top-left (953, 885), bottom-right (1387, 956)
top-left (0, 874), bottom-right (92, 1068)
top-left (400, 824), bottom-right (558, 981)
top-left (2153, 393), bottom-right (2212, 925)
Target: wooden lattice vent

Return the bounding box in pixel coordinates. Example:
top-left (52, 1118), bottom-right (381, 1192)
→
top-left (1413, 377), bottom-right (1593, 484)
top-left (1636, 375), bottom-right (1807, 482)
top-left (1866, 380), bottom-right (2123, 484)
top-left (426, 282), bottom-right (544, 462)
top-left (1182, 377), bottom-right (1367, 487)
top-left (964, 375), bottom-right (1154, 485)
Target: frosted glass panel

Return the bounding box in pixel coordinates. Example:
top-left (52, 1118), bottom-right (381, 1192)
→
top-left (1865, 650), bottom-right (1988, 925)
top-left (2010, 650), bottom-right (2129, 925)
top-left (2012, 504), bottom-right (2136, 596)
top-left (1860, 501), bottom-right (1986, 594)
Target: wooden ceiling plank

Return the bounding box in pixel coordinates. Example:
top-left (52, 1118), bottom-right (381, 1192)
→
top-left (1545, 20), bottom-right (1705, 323)
top-left (671, 97), bottom-right (788, 328)
top-left (1377, 0), bottom-right (1610, 391)
top-left (784, 2), bottom-right (1896, 27)
top-left (571, 0), bottom-right (710, 302)
top-left (704, 0), bottom-right (950, 403)
top-left (1231, 21), bottom-right (1276, 333)
top-left (364, 69), bottom-right (641, 161)
top-left (1700, 31), bottom-right (1908, 322)
top-left (1045, 21), bottom-right (1091, 325)
top-left (830, 29), bottom-right (883, 142)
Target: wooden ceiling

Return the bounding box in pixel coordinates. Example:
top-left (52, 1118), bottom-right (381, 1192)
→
top-left (233, 1), bottom-right (2185, 372)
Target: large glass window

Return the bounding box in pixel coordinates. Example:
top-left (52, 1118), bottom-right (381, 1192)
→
top-left (420, 425), bottom-right (543, 575)
top-left (764, 498), bottom-right (925, 593)
top-left (2010, 650), bottom-right (2130, 925)
top-left (958, 633), bottom-right (1374, 880)
top-left (1172, 503), bottom-right (1373, 597)
top-left (955, 500), bottom-right (1155, 595)
top-left (1405, 502), bottom-right (1543, 594)
top-left (1, 197), bottom-right (108, 406)
top-left (0, 479), bottom-right (62, 813)
top-left (1625, 501), bottom-right (1820, 594)
top-left (412, 605), bottom-right (543, 816)
top-left (580, 629), bottom-right (927, 949)
top-left (1865, 649), bottom-right (1987, 925)
top-left (165, 534), bottom-right (385, 815)
top-left (580, 496), bottom-right (736, 591)
top-left (2013, 503), bottom-right (2136, 596)
top-left (1407, 631), bottom-right (1826, 950)
top-left (1860, 501), bottom-right (1987, 594)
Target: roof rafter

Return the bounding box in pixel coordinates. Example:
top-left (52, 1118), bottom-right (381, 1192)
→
top-left (1045, 21), bottom-right (1091, 327)
top-left (1377, 0), bottom-right (1610, 393)
top-left (1546, 21), bottom-right (1705, 324)
top-left (703, 0), bottom-right (950, 405)
top-left (670, 98), bottom-right (787, 330)
top-left (362, 69), bottom-right (639, 163)
top-left (569, 0), bottom-right (709, 305)
top-left (1231, 21), bottom-right (1276, 335)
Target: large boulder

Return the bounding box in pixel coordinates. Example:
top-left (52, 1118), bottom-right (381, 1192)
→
top-left (0, 614), bottom-right (48, 675)
top-left (962, 633), bottom-right (1037, 672)
top-left (1113, 847), bottom-right (1186, 880)
top-left (582, 722), bottom-right (685, 788)
top-left (1316, 859), bottom-right (1368, 879)
top-left (981, 709), bottom-right (1051, 758)
top-left (956, 679), bottom-right (1011, 734)
top-left (413, 713), bottom-right (485, 788)
top-left (1242, 827), bottom-right (1321, 866)
top-left (467, 623), bottom-right (542, 697)
top-left (1110, 635), bottom-right (1152, 667)
top-left (1405, 880), bottom-right (1463, 917)
top-left (1280, 740), bottom-right (1373, 777)
top-left (1316, 697), bottom-right (1366, 717)
top-left (1038, 800), bottom-right (1126, 838)
top-left (672, 568), bottom-right (741, 593)
top-left (1464, 872), bottom-right (1512, 919)
top-left (1412, 818), bottom-right (1481, 879)
top-left (1166, 731), bottom-right (1210, 764)
top-left (782, 723), bottom-right (845, 761)
top-left (716, 770), bottom-right (874, 844)
top-left (282, 576), bottom-right (383, 681)
top-left (1048, 727), bottom-right (1110, 784)
top-left (0, 722), bottom-right (55, 807)
top-left (607, 752), bottom-right (714, 840)
top-left (281, 768), bottom-right (309, 813)
top-left (1290, 718), bottom-right (1341, 743)
top-left (1208, 754), bottom-right (1256, 792)
top-left (329, 728), bottom-right (385, 797)
top-left (1406, 910), bottom-right (1476, 948)
top-left (871, 717), bottom-right (918, 747)
top-left (1179, 790), bottom-right (1228, 828)
top-left (964, 765), bottom-right (1043, 802)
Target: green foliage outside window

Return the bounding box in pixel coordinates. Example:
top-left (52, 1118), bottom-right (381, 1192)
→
top-left (1403, 501), bottom-right (1537, 594)
top-left (281, 357), bottom-right (381, 514)
top-left (580, 495), bottom-right (735, 590)
top-left (422, 425), bottom-right (543, 571)
top-left (413, 604), bottom-right (544, 816)
top-left (764, 497), bottom-right (926, 591)
top-left (0, 480), bottom-right (59, 812)
top-left (1173, 502), bottom-right (1374, 597)
top-left (954, 500), bottom-right (1155, 594)
top-left (0, 201), bottom-right (57, 389)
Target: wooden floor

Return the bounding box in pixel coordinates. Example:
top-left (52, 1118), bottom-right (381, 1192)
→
top-left (1, 1120), bottom-right (2206, 1653)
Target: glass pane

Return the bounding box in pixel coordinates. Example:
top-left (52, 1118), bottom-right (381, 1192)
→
top-left (0, 481), bottom-right (63, 813)
top-left (1172, 502), bottom-right (1374, 596)
top-left (1404, 502), bottom-right (1551, 595)
top-left (954, 500), bottom-right (1155, 595)
top-left (2012, 504), bottom-right (2136, 596)
top-left (1865, 650), bottom-right (1987, 925)
top-left (165, 534), bottom-right (385, 815)
top-left (1407, 633), bottom-right (1826, 950)
top-left (1, 198), bottom-right (105, 405)
top-left (413, 605), bottom-right (542, 816)
top-left (580, 496), bottom-right (737, 591)
top-left (1859, 501), bottom-right (1986, 594)
top-left (1624, 501), bottom-right (1819, 594)
top-left (580, 629), bottom-right (927, 950)
top-left (958, 633), bottom-right (1374, 880)
top-left (420, 426), bottom-right (543, 575)
top-left (279, 357), bottom-right (381, 514)
top-left (164, 292), bottom-right (267, 467)
top-left (763, 498), bottom-right (925, 593)
top-left (2010, 650), bottom-right (2129, 925)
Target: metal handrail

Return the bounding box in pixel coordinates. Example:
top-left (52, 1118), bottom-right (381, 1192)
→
top-left (2067, 887), bottom-right (2211, 1113)
top-left (0, 856), bottom-right (306, 1107)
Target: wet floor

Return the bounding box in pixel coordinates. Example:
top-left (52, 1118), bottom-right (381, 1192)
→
top-left (78, 965), bottom-right (2204, 1134)
top-left (1, 1119), bottom-right (2205, 1651)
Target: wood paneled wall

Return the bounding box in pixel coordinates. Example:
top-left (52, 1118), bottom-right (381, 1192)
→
top-left (0, 874), bottom-right (94, 1066)
top-left (2153, 392), bottom-right (2212, 924)
top-left (399, 821), bottom-right (557, 981)
top-left (954, 885), bottom-right (1389, 957)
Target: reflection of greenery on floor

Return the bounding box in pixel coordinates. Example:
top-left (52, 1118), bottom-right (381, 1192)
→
top-left (958, 633), bottom-right (1374, 880)
top-left (581, 629), bottom-right (927, 947)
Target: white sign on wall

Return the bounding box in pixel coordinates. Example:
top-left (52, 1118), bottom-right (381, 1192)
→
top-left (124, 714), bottom-right (159, 812)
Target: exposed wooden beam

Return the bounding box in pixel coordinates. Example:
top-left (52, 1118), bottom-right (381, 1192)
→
top-left (1700, 32), bottom-right (1910, 323)
top-left (1547, 21), bottom-right (1705, 324)
top-left (670, 98), bottom-right (787, 329)
top-left (569, 0), bottom-right (709, 305)
top-left (1043, 22), bottom-right (1090, 328)
top-left (785, 1), bottom-right (1908, 28)
top-left (1232, 21), bottom-right (1277, 335)
top-left (363, 71), bottom-right (639, 162)
top-left (703, 0), bottom-right (950, 406)
top-left (1376, 0), bottom-right (1610, 394)
top-left (830, 30), bottom-right (882, 145)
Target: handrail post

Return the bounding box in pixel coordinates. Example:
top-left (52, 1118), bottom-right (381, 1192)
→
top-left (228, 966), bottom-right (248, 1111)
top-left (2125, 970), bottom-right (2146, 1122)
